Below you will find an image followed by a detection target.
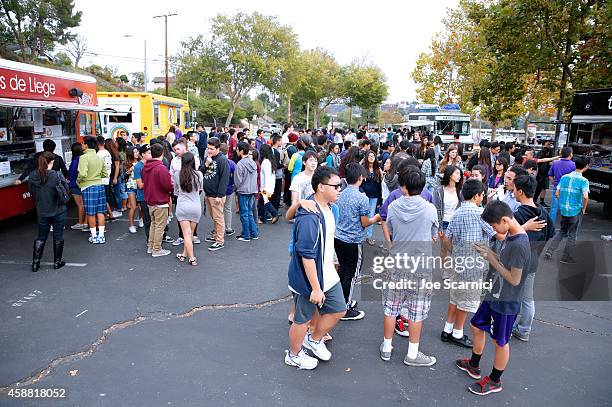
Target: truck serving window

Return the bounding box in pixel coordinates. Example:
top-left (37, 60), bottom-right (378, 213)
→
top-left (107, 113), bottom-right (133, 123)
top-left (154, 105), bottom-right (160, 127)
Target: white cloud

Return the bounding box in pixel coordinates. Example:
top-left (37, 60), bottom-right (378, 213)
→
top-left (73, 0), bottom-right (458, 102)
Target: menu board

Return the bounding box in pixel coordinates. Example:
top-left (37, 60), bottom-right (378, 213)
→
top-left (0, 161), bottom-right (10, 175)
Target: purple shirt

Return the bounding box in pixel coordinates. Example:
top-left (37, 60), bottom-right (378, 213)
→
top-left (226, 159), bottom-right (236, 195)
top-left (548, 158), bottom-right (576, 188)
top-left (379, 187), bottom-right (433, 221)
top-left (255, 137), bottom-right (266, 152)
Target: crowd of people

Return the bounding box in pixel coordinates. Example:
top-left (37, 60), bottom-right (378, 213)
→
top-left (22, 123), bottom-right (591, 396)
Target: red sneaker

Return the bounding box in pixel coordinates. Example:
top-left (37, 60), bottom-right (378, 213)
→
top-left (455, 358), bottom-right (482, 379)
top-left (394, 315), bottom-right (410, 337)
top-left (468, 376), bottom-right (502, 396)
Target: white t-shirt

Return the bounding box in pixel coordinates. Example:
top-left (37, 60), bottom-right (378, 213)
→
top-left (97, 149), bottom-right (112, 185)
top-left (320, 205), bottom-right (340, 292)
top-left (443, 190), bottom-right (459, 222)
top-left (289, 171), bottom-right (313, 202)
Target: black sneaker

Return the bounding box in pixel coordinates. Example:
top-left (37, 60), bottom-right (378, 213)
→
top-left (449, 335), bottom-right (473, 348)
top-left (208, 242), bottom-right (224, 251)
top-left (340, 308), bottom-right (365, 321)
top-left (163, 236), bottom-right (174, 243)
top-left (225, 229), bottom-right (235, 236)
top-left (468, 376), bottom-right (502, 396)
top-left (455, 358), bottom-right (482, 380)
top-left (441, 331), bottom-right (451, 342)
top-left (205, 236), bottom-right (216, 243)
top-left (236, 236), bottom-right (251, 242)
top-left (544, 250), bottom-right (553, 260)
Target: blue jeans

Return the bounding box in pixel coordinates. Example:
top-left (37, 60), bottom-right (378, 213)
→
top-left (549, 192), bottom-right (559, 224)
top-left (37, 210), bottom-right (67, 241)
top-left (238, 194), bottom-right (258, 239)
top-left (366, 197), bottom-right (378, 238)
top-left (113, 182), bottom-right (125, 210)
top-left (513, 273), bottom-right (535, 334)
top-left (261, 200), bottom-right (278, 222)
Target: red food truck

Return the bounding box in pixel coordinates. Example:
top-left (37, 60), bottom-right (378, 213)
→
top-left (0, 59), bottom-right (108, 221)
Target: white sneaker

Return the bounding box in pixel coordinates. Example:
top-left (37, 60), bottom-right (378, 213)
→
top-left (284, 349), bottom-right (318, 370)
top-left (147, 247), bottom-right (152, 254)
top-left (70, 223), bottom-right (85, 230)
top-left (303, 333), bottom-right (331, 361)
top-left (129, 225), bottom-right (137, 234)
top-left (172, 237), bottom-right (184, 246)
top-left (193, 236), bottom-right (200, 244)
top-left (112, 211), bottom-right (123, 218)
top-left (151, 249), bottom-right (171, 257)
top-left (138, 219), bottom-right (144, 228)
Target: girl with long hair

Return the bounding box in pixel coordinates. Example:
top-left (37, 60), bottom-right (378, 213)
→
top-left (433, 135), bottom-right (443, 162)
top-left (361, 149), bottom-right (383, 245)
top-left (418, 136), bottom-right (428, 159)
top-left (421, 148), bottom-right (439, 193)
top-left (432, 164), bottom-right (463, 232)
top-left (115, 137), bottom-right (129, 211)
top-left (259, 144), bottom-right (279, 224)
top-left (105, 138), bottom-right (123, 213)
top-left (125, 147), bottom-right (143, 233)
top-left (325, 143), bottom-right (340, 170)
top-left (438, 144), bottom-right (464, 175)
top-left (339, 146), bottom-right (360, 178)
top-left (67, 142), bottom-right (86, 230)
top-left (28, 152), bottom-right (69, 272)
top-left (489, 156), bottom-right (508, 189)
top-left (174, 152), bottom-right (203, 266)
top-left (476, 146), bottom-right (493, 180)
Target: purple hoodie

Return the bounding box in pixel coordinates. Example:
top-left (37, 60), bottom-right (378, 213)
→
top-left (380, 187), bottom-right (433, 221)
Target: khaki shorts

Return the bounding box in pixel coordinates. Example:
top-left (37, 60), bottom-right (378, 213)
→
top-left (449, 272), bottom-right (482, 313)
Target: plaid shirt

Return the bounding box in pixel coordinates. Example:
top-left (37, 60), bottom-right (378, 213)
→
top-left (445, 202), bottom-right (495, 281)
top-left (557, 171), bottom-right (589, 217)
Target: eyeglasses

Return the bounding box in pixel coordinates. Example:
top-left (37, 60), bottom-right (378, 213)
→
top-left (322, 183), bottom-right (342, 190)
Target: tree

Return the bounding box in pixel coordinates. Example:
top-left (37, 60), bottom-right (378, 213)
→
top-left (65, 33), bottom-right (87, 67)
top-left (174, 12), bottom-right (299, 127)
top-left (129, 72), bottom-right (144, 89)
top-left (342, 62), bottom-right (388, 127)
top-left (0, 0), bottom-right (82, 62)
top-left (378, 107), bottom-right (404, 128)
top-left (118, 74), bottom-right (129, 83)
top-left (54, 51), bottom-right (71, 66)
top-left (293, 48), bottom-right (343, 128)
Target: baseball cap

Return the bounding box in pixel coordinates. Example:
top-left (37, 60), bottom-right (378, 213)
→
top-left (139, 144), bottom-right (151, 155)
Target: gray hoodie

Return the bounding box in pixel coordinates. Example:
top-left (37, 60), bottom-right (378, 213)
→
top-left (234, 157), bottom-right (259, 194)
top-left (387, 195), bottom-right (438, 258)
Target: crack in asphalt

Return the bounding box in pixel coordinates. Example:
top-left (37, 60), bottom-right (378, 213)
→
top-left (0, 295), bottom-right (291, 392)
top-left (534, 317), bottom-right (612, 336)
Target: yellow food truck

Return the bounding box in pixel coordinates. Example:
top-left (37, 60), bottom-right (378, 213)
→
top-left (96, 92), bottom-right (192, 142)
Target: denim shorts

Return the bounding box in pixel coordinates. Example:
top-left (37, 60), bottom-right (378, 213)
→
top-left (127, 189), bottom-right (137, 195)
top-left (70, 186), bottom-right (82, 195)
top-left (292, 283), bottom-right (346, 324)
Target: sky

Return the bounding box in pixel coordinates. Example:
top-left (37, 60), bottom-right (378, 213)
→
top-left (72, 0), bottom-right (459, 103)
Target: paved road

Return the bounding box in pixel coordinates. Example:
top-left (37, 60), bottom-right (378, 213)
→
top-left (1, 200), bottom-right (611, 406)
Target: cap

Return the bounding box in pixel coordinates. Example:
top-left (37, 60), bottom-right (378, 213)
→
top-left (139, 144), bottom-right (150, 155)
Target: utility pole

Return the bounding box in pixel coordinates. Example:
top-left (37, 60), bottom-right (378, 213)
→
top-left (153, 12), bottom-right (177, 96)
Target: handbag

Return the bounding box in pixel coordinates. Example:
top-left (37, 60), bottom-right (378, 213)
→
top-left (55, 172), bottom-right (70, 204)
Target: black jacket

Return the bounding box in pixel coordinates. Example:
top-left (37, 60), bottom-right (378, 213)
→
top-left (19, 152), bottom-right (68, 182)
top-left (27, 170), bottom-right (68, 217)
top-left (200, 153), bottom-right (230, 198)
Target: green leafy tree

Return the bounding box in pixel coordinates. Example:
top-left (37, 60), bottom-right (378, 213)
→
top-left (0, 0), bottom-right (82, 61)
top-left (293, 48), bottom-right (343, 128)
top-left (341, 63), bottom-right (388, 127)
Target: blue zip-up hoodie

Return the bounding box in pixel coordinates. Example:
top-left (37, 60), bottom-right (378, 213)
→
top-left (287, 199), bottom-right (338, 296)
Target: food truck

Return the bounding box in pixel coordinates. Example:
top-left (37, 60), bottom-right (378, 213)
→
top-left (0, 59), bottom-right (109, 221)
top-left (96, 92), bottom-right (192, 142)
top-left (567, 88), bottom-right (612, 218)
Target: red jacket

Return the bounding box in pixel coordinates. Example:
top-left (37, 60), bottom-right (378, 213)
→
top-left (142, 159), bottom-right (173, 205)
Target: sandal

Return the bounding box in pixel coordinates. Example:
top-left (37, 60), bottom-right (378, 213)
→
top-left (188, 257), bottom-right (198, 266)
top-left (176, 253), bottom-right (186, 262)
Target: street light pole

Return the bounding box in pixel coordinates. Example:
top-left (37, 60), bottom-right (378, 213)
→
top-left (143, 39), bottom-right (148, 92)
